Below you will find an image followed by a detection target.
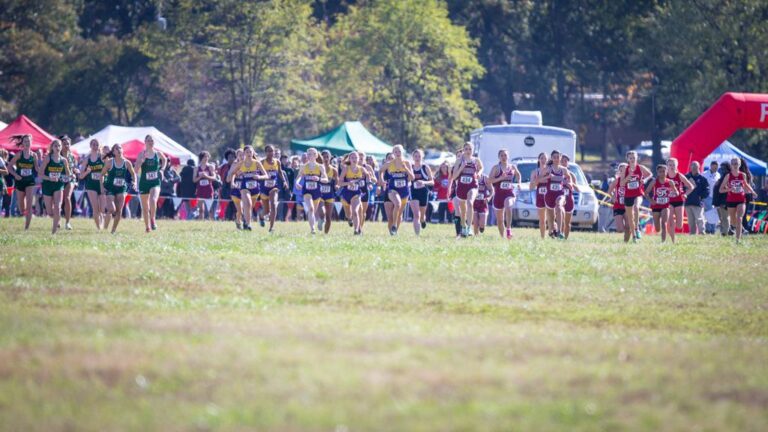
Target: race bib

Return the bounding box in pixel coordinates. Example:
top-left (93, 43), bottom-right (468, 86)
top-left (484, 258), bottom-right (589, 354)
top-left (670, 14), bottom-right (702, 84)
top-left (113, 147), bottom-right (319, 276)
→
top-left (245, 181), bottom-right (258, 189)
top-left (618, 197), bottom-right (625, 205)
top-left (49, 172), bottom-right (60, 181)
top-left (731, 185), bottom-right (744, 194)
top-left (20, 168), bottom-right (32, 177)
top-left (199, 179), bottom-right (210, 186)
top-left (305, 181), bottom-right (318, 190)
top-left (549, 183), bottom-right (562, 192)
top-left (145, 171), bottom-right (158, 180)
top-left (91, 172), bottom-right (102, 181)
top-left (627, 180), bottom-right (639, 189)
top-left (656, 197), bottom-right (669, 204)
top-left (500, 181), bottom-right (513, 190)
top-left (537, 186), bottom-right (547, 195)
top-left (460, 175), bottom-right (473, 185)
top-left (113, 178), bottom-right (125, 187)
top-left (394, 179), bottom-right (407, 188)
top-left (563, 188), bottom-right (569, 196)
top-left (347, 183), bottom-right (359, 192)
top-left (264, 180), bottom-right (276, 188)
top-left (320, 184), bottom-right (332, 194)
top-left (414, 181), bottom-right (425, 189)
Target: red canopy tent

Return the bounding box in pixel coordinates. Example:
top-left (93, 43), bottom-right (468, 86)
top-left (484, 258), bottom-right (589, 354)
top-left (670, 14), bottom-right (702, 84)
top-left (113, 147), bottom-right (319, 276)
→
top-left (118, 139), bottom-right (181, 165)
top-left (0, 115), bottom-right (56, 152)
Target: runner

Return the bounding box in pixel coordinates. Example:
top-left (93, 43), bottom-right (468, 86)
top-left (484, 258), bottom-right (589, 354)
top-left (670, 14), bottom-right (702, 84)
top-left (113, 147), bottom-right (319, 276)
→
top-left (560, 154), bottom-right (578, 239)
top-left (665, 157), bottom-right (694, 234)
top-left (338, 152), bottom-right (372, 235)
top-left (529, 152), bottom-right (549, 239)
top-left (101, 143), bottom-right (136, 234)
top-left (59, 136), bottom-right (79, 230)
top-left (317, 150), bottom-right (338, 234)
top-left (295, 148), bottom-right (328, 234)
top-left (451, 142), bottom-right (483, 238)
top-left (260, 145), bottom-right (289, 233)
top-left (360, 154), bottom-right (377, 231)
top-left (378, 152), bottom-right (394, 230)
top-left (380, 145), bottom-right (414, 236)
top-left (38, 139), bottom-right (72, 234)
top-left (194, 151), bottom-right (217, 221)
top-left (226, 149), bottom-right (245, 229)
top-left (544, 151), bottom-right (567, 239)
top-left (229, 146), bottom-right (268, 230)
top-left (618, 151), bottom-right (653, 243)
top-left (409, 149), bottom-right (434, 236)
top-left (6, 134), bottom-right (39, 230)
top-left (472, 174), bottom-right (494, 235)
top-left (136, 135), bottom-right (167, 232)
top-left (607, 163), bottom-right (628, 236)
top-left (488, 149), bottom-right (520, 239)
top-left (78, 139), bottom-right (106, 229)
top-left (645, 164), bottom-right (675, 243)
top-left (719, 157), bottom-right (756, 244)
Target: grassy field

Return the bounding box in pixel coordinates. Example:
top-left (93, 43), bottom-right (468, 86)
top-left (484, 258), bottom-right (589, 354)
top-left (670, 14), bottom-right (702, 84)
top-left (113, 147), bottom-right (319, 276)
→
top-left (0, 218), bottom-right (766, 431)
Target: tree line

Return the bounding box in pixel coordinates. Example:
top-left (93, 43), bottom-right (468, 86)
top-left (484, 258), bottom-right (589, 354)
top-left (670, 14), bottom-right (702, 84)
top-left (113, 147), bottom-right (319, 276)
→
top-left (1, 0), bottom-right (766, 160)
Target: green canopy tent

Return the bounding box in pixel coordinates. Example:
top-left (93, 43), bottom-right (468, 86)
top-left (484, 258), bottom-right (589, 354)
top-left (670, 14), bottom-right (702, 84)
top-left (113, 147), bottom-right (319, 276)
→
top-left (291, 121), bottom-right (393, 159)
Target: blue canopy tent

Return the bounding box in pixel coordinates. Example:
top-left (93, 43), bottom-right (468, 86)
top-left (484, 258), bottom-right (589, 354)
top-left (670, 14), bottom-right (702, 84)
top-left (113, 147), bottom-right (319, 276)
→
top-left (705, 141), bottom-right (767, 176)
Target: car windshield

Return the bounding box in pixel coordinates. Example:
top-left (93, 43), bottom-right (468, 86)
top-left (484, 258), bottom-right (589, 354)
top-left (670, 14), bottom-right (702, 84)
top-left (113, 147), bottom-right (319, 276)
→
top-left (516, 162), bottom-right (588, 186)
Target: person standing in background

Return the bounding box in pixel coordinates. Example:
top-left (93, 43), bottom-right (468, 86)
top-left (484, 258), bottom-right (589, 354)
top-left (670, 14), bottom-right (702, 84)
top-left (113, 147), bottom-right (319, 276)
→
top-left (160, 162), bottom-right (180, 219)
top-left (219, 149), bottom-right (236, 220)
top-left (684, 161), bottom-right (709, 235)
top-left (179, 159), bottom-right (196, 219)
top-left (279, 153), bottom-right (293, 221)
top-left (703, 161), bottom-right (721, 234)
top-left (712, 162), bottom-right (731, 236)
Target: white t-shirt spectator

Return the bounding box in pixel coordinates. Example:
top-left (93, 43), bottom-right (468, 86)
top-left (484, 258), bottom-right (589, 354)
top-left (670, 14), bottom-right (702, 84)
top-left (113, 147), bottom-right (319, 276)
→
top-left (703, 168), bottom-right (720, 191)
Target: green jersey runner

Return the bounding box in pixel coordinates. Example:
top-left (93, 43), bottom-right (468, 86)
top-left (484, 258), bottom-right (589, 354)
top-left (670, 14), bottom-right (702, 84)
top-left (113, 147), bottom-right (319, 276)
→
top-left (42, 157), bottom-right (66, 197)
top-left (138, 151), bottom-right (161, 194)
top-left (105, 159), bottom-right (128, 195)
top-left (14, 152), bottom-right (37, 190)
top-left (85, 155), bottom-right (105, 192)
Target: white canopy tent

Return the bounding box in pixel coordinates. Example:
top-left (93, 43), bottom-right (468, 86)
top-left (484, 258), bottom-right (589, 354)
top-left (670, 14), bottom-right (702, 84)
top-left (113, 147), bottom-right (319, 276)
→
top-left (72, 125), bottom-right (197, 165)
top-left (0, 120), bottom-right (7, 130)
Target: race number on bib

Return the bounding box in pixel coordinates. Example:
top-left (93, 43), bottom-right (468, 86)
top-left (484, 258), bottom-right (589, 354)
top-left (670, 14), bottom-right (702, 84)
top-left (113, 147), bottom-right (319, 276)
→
top-left (20, 168), bottom-right (32, 177)
top-left (199, 179), bottom-right (210, 186)
top-left (394, 179), bottom-right (407, 188)
top-left (49, 172), bottom-right (60, 181)
top-left (549, 183), bottom-right (562, 192)
top-left (113, 178), bottom-right (125, 187)
top-left (563, 188), bottom-right (569, 196)
top-left (91, 172), bottom-right (102, 180)
top-left (618, 197), bottom-right (625, 205)
top-left (460, 175), bottom-right (473, 184)
top-left (538, 186), bottom-right (547, 195)
top-left (264, 180), bottom-right (276, 188)
top-left (731, 185), bottom-right (744, 194)
top-left (656, 197), bottom-right (669, 205)
top-left (145, 171), bottom-right (158, 181)
top-left (347, 183), bottom-right (359, 192)
top-left (627, 180), bottom-right (639, 189)
top-left (320, 185), bottom-right (332, 194)
top-left (245, 181), bottom-right (258, 189)
top-left (305, 181), bottom-right (318, 190)
top-left (500, 181), bottom-right (513, 190)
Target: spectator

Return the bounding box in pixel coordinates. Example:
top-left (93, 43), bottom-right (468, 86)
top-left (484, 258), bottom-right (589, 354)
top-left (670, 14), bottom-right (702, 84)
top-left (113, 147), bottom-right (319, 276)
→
top-left (738, 157), bottom-right (754, 233)
top-left (684, 161), bottom-right (709, 235)
top-left (219, 149), bottom-right (236, 201)
top-left (0, 149), bottom-right (8, 215)
top-left (703, 160), bottom-right (721, 233)
top-left (179, 159), bottom-right (197, 219)
top-left (194, 151), bottom-right (217, 220)
top-left (278, 153), bottom-right (293, 221)
top-left (433, 162), bottom-right (452, 223)
top-left (2, 150), bottom-right (14, 217)
top-left (160, 163), bottom-right (180, 218)
top-left (712, 162), bottom-right (730, 236)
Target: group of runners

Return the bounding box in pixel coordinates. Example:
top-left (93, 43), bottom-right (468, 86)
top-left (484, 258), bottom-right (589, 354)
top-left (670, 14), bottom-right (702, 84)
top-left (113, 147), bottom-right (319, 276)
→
top-left (607, 151), bottom-right (755, 243)
top-left (4, 134), bottom-right (756, 243)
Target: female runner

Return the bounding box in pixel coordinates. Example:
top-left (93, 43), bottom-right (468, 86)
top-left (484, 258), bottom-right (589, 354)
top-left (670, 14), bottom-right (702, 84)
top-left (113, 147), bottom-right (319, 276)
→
top-left (226, 149), bottom-right (244, 229)
top-left (60, 136), bottom-right (79, 230)
top-left (560, 154), bottom-right (578, 239)
top-left (6, 134), bottom-right (39, 230)
top-left (719, 157), bottom-right (756, 244)
top-left (295, 148), bottom-right (328, 234)
top-left (38, 139), bottom-right (72, 234)
top-left (260, 145), bottom-right (289, 233)
top-left (544, 151), bottom-right (567, 239)
top-left (618, 151), bottom-right (653, 243)
top-left (665, 157), bottom-right (694, 234)
top-left (451, 142), bottom-right (483, 238)
top-left (136, 134), bottom-right (167, 232)
top-left (360, 153), bottom-right (377, 230)
top-left (78, 139), bottom-right (106, 229)
top-left (317, 149), bottom-right (338, 234)
top-left (380, 145), bottom-right (414, 236)
top-left (645, 164), bottom-right (675, 243)
top-left (472, 174), bottom-right (494, 235)
top-left (529, 152), bottom-right (549, 239)
top-left (194, 151), bottom-right (217, 221)
top-left (488, 149), bottom-right (520, 239)
top-left (228, 146), bottom-right (268, 231)
top-left (338, 152), bottom-right (372, 235)
top-left (378, 152), bottom-right (394, 228)
top-left (607, 163), bottom-right (628, 236)
top-left (409, 149), bottom-right (434, 236)
top-left (101, 144), bottom-right (136, 234)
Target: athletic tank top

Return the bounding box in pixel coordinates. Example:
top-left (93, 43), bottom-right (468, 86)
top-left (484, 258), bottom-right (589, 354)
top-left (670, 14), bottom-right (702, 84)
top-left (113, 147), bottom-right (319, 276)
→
top-left (651, 178), bottom-right (673, 207)
top-left (106, 159), bottom-right (128, 189)
top-left (725, 172), bottom-right (747, 202)
top-left (458, 158), bottom-right (478, 185)
top-left (44, 157), bottom-right (65, 182)
top-left (496, 163), bottom-right (516, 192)
top-left (387, 162), bottom-right (409, 190)
top-left (261, 159), bottom-right (280, 189)
top-left (624, 165), bottom-right (643, 197)
top-left (141, 151), bottom-right (160, 182)
top-left (302, 164), bottom-right (322, 190)
top-left (16, 152), bottom-right (36, 181)
top-left (411, 164), bottom-right (428, 190)
top-left (613, 176), bottom-right (626, 209)
top-left (87, 155), bottom-right (105, 183)
top-left (667, 172), bottom-right (685, 202)
top-left (344, 166), bottom-right (364, 191)
top-left (547, 167), bottom-right (565, 192)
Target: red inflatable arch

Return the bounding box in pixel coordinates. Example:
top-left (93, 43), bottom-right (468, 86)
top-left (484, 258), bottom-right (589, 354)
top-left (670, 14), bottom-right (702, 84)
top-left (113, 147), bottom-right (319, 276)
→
top-left (670, 92), bottom-right (768, 174)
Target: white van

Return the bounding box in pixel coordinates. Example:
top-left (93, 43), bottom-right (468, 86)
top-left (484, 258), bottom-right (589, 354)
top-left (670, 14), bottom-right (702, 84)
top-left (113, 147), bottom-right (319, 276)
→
top-left (469, 111), bottom-right (599, 230)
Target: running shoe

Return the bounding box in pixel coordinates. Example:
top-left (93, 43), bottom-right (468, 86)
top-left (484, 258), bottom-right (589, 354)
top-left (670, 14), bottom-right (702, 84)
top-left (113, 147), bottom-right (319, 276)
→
top-left (389, 226), bottom-right (397, 236)
top-left (236, 221), bottom-right (242, 230)
top-left (557, 232), bottom-right (565, 240)
top-left (65, 222), bottom-right (72, 230)
top-left (505, 228), bottom-right (512, 239)
top-left (259, 218), bottom-right (265, 228)
top-left (635, 228), bottom-right (642, 239)
top-left (421, 221), bottom-right (427, 229)
top-left (145, 227), bottom-right (151, 233)
top-left (244, 224), bottom-right (252, 231)
top-left (151, 222), bottom-right (157, 231)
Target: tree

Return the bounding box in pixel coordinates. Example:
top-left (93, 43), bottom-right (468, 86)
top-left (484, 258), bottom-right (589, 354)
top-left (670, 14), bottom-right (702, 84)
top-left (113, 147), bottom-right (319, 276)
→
top-left (328, 0), bottom-right (484, 150)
